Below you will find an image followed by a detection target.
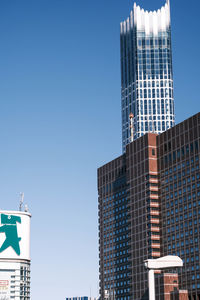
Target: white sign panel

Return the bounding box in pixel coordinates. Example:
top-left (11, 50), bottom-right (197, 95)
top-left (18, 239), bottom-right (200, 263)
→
top-left (0, 211), bottom-right (31, 261)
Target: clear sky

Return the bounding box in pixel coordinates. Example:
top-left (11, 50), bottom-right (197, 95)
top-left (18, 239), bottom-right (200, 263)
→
top-left (0, 0), bottom-right (199, 299)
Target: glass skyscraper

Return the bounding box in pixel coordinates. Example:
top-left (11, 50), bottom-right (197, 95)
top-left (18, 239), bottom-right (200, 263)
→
top-left (120, 0), bottom-right (175, 152)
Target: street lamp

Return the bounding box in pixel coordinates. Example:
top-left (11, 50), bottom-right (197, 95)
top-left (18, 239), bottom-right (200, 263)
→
top-left (144, 255), bottom-right (183, 300)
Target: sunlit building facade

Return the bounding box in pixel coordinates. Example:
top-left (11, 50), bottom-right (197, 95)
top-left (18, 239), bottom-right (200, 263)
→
top-left (120, 0), bottom-right (175, 152)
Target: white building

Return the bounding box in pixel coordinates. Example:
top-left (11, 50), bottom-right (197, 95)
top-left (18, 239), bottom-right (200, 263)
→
top-left (0, 210), bottom-right (31, 300)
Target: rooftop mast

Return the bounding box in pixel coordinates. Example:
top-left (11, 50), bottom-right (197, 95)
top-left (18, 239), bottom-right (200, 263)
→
top-left (19, 192), bottom-right (24, 211)
top-left (129, 113), bottom-right (134, 143)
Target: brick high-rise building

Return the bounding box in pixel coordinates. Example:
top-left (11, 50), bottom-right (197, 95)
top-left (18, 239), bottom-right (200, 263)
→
top-left (98, 112), bottom-right (200, 300)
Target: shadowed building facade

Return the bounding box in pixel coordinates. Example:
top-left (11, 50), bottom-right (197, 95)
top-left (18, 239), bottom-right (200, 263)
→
top-left (158, 113), bottom-right (200, 297)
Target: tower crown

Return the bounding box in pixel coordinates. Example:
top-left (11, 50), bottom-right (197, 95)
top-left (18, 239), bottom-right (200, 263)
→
top-left (133, 1), bottom-right (170, 35)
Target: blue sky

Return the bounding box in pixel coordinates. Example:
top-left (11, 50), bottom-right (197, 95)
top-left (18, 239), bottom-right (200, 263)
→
top-left (0, 0), bottom-right (199, 299)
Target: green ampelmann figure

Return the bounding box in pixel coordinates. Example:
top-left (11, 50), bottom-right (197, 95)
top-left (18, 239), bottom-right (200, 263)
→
top-left (0, 214), bottom-right (21, 255)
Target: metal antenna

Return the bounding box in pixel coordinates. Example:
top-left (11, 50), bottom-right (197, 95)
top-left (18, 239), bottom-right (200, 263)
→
top-left (147, 115), bottom-right (150, 133)
top-left (19, 192), bottom-right (24, 211)
top-left (151, 113), bottom-right (155, 133)
top-left (129, 113), bottom-right (134, 142)
top-left (24, 204), bottom-right (29, 212)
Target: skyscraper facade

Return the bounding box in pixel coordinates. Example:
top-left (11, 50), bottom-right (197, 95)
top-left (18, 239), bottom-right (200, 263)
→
top-left (120, 0), bottom-right (175, 152)
top-left (98, 112), bottom-right (200, 300)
